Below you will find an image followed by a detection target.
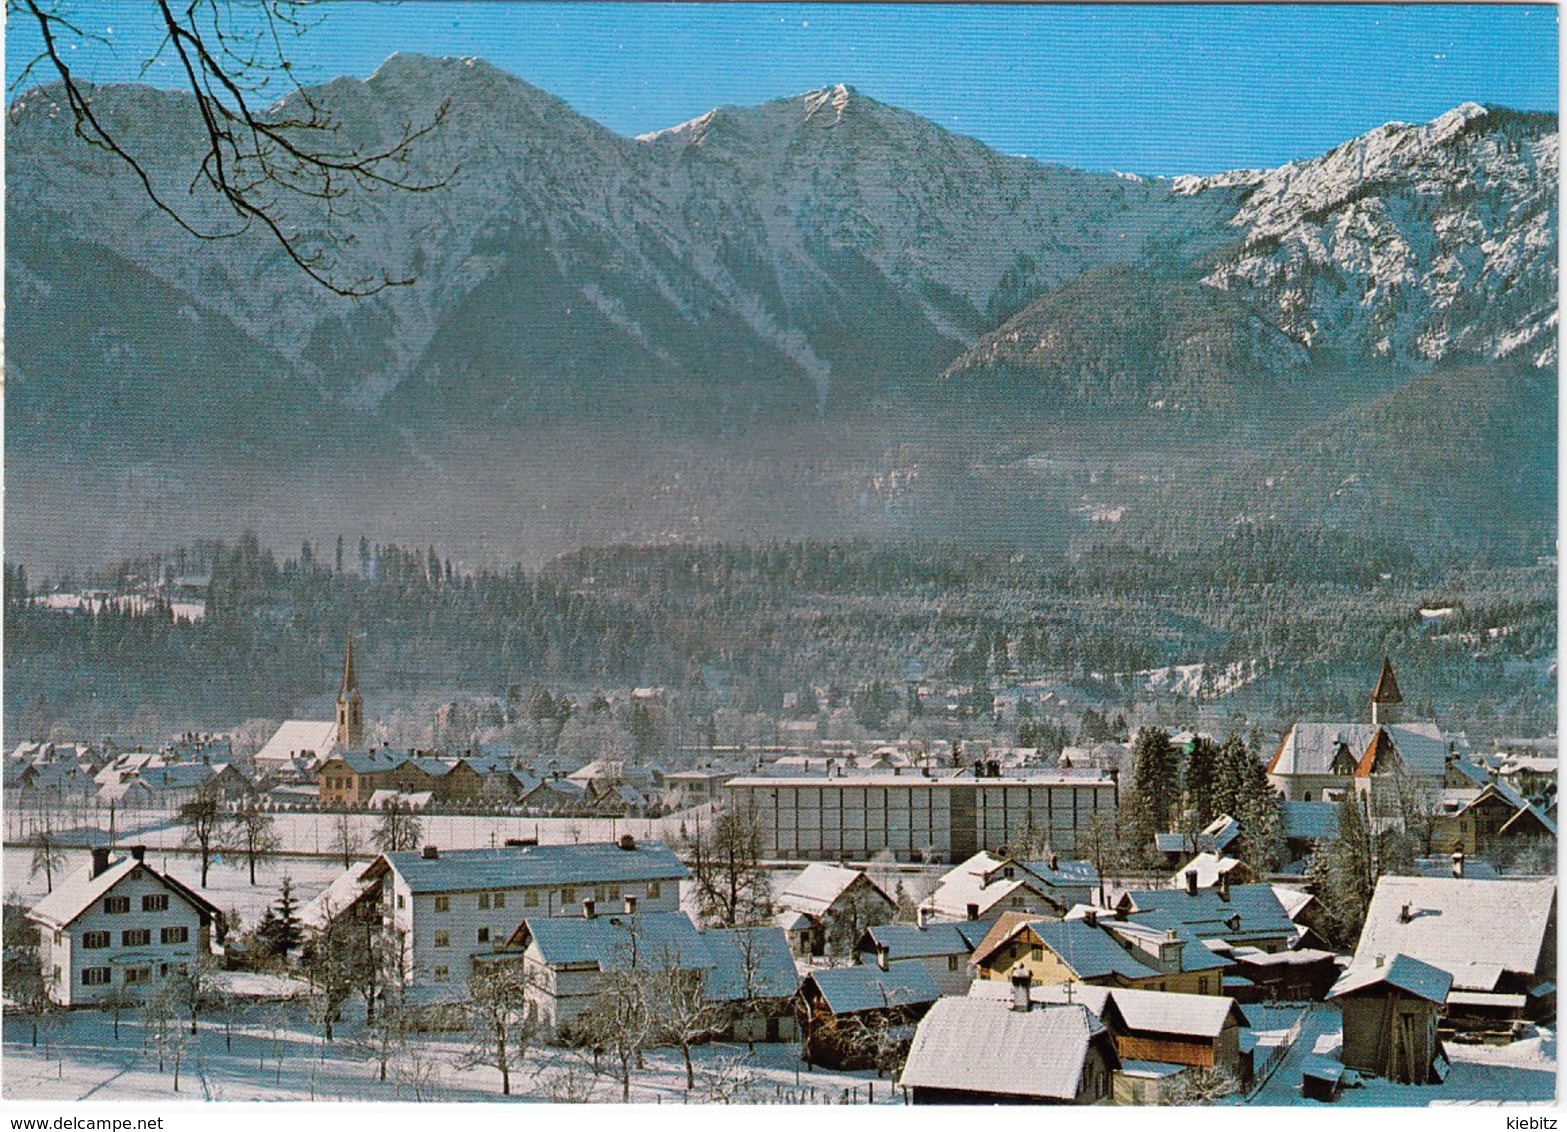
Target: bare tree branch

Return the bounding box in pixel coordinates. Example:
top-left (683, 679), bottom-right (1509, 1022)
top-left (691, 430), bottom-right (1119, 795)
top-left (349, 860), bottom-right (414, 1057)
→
top-left (10, 0), bottom-right (453, 296)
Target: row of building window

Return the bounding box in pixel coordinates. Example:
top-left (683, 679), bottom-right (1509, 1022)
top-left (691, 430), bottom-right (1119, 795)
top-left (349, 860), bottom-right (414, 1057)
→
top-left (81, 963), bottom-right (173, 986)
top-left (102, 894), bottom-right (170, 915)
top-left (426, 882), bottom-right (660, 915)
top-left (82, 927), bottom-right (188, 948)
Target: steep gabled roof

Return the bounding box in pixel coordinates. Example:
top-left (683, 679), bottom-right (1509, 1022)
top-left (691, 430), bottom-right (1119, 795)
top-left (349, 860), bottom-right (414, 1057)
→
top-left (1355, 727), bottom-right (1402, 776)
top-left (1371, 657), bottom-right (1404, 705)
top-left (29, 855), bottom-right (219, 932)
top-left (780, 864), bottom-right (889, 917)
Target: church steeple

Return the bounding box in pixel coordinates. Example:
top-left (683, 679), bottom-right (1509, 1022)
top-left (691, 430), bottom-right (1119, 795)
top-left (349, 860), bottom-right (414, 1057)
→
top-left (336, 631), bottom-right (364, 750)
top-left (1370, 656), bottom-right (1403, 728)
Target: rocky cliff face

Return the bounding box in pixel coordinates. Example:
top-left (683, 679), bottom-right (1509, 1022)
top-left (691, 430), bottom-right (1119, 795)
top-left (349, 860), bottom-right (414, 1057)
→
top-left (6, 55), bottom-right (1557, 452)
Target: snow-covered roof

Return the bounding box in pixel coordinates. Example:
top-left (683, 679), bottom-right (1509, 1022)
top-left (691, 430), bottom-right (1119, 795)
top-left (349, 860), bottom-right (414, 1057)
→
top-left (1281, 800), bottom-right (1340, 841)
top-left (255, 720), bottom-right (339, 764)
top-left (520, 911), bottom-right (713, 972)
top-left (969, 977), bottom-right (1112, 1018)
top-left (1268, 722), bottom-right (1453, 778)
top-left (774, 909), bottom-right (815, 933)
top-left (779, 863), bottom-right (889, 917)
top-left (900, 998), bottom-right (1106, 1100)
top-left (1270, 885), bottom-right (1316, 922)
top-left (28, 856), bottom-right (141, 931)
top-left (1121, 883), bottom-right (1295, 945)
top-left (29, 854), bottom-right (218, 932)
top-left (1100, 986), bottom-right (1246, 1037)
top-left (1169, 853), bottom-right (1246, 889)
top-left (377, 841), bottom-right (688, 894)
top-left (805, 963), bottom-right (942, 1015)
top-left (701, 926), bottom-right (801, 1001)
top-left (1329, 953), bottom-right (1452, 1003)
top-left (861, 920), bottom-right (993, 961)
top-left (1354, 876), bottom-right (1556, 991)
top-left (300, 861), bottom-right (379, 930)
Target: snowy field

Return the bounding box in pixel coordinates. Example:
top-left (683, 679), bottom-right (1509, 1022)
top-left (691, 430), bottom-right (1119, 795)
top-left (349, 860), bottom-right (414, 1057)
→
top-left (3, 1003), bottom-right (897, 1105)
top-left (1244, 1003), bottom-right (1556, 1106)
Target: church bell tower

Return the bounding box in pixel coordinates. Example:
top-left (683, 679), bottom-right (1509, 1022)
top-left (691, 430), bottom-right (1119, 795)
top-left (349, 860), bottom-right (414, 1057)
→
top-left (337, 632), bottom-right (364, 749)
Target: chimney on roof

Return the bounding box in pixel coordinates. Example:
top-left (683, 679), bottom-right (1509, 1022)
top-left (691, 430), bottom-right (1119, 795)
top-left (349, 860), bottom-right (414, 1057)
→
top-left (1375, 954), bottom-right (1385, 968)
top-left (1010, 963), bottom-right (1033, 1012)
top-left (1185, 870), bottom-right (1199, 896)
top-left (875, 943), bottom-right (889, 972)
top-left (1217, 875), bottom-right (1231, 902)
top-left (916, 906), bottom-right (930, 931)
top-left (130, 845), bottom-right (146, 862)
top-left (966, 903), bottom-right (980, 922)
top-left (623, 895), bottom-right (638, 915)
top-left (1451, 851), bottom-right (1465, 878)
top-left (90, 846), bottom-right (111, 878)
top-left (1049, 853), bottom-right (1059, 871)
top-left (1227, 913), bottom-right (1241, 933)
top-left (583, 898), bottom-right (596, 920)
top-left (618, 834), bottom-right (636, 851)
top-left (422, 845), bottom-right (439, 860)
top-left (1399, 903), bottom-right (1412, 924)
top-left (1084, 908), bottom-right (1099, 928)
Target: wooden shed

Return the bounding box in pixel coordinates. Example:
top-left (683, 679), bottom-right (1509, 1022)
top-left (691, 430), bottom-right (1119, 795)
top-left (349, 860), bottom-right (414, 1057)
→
top-left (1328, 953), bottom-right (1451, 1084)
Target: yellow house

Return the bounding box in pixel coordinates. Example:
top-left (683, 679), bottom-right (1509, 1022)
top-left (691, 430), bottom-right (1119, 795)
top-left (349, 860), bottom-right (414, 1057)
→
top-left (971, 909), bottom-right (1229, 996)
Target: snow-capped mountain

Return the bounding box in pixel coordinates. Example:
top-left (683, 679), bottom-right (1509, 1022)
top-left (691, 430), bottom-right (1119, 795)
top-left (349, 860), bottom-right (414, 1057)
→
top-left (6, 54), bottom-right (1557, 454)
top-left (1175, 103), bottom-right (1558, 368)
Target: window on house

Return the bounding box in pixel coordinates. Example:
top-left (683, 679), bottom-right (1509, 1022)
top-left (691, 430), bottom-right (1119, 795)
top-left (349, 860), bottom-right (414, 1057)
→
top-left (143, 894), bottom-right (169, 912)
top-left (103, 896), bottom-right (130, 915)
top-left (478, 893), bottom-right (491, 910)
top-left (82, 931), bottom-right (110, 950)
top-left (161, 926), bottom-right (189, 944)
top-left (434, 896), bottom-right (450, 913)
top-left (122, 929), bottom-right (152, 947)
top-left (646, 882), bottom-right (661, 899)
top-left (477, 927), bottom-right (490, 943)
top-left (493, 892), bottom-right (505, 909)
top-left (524, 890), bottom-right (539, 907)
top-left (124, 967), bottom-right (152, 985)
top-left (160, 964), bottom-right (169, 978)
top-left (434, 966), bottom-right (450, 983)
top-left (434, 931), bottom-right (449, 948)
top-left (1030, 946), bottom-right (1043, 962)
top-left (561, 887), bottom-right (576, 905)
top-left (948, 955), bottom-right (961, 971)
top-left (397, 895), bottom-right (406, 910)
top-left (1198, 977), bottom-right (1209, 994)
top-left (82, 967), bottom-right (111, 986)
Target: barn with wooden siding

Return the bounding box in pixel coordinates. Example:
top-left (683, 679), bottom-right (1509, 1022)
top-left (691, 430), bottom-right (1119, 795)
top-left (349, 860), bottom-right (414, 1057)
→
top-left (1329, 953), bottom-right (1451, 1084)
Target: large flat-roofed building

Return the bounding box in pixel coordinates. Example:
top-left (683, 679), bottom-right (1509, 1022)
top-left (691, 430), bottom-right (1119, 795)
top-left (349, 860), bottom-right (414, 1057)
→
top-left (723, 767), bottom-right (1117, 863)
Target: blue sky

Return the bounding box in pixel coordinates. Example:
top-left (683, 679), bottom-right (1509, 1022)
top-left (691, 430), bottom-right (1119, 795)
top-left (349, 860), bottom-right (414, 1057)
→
top-left (7, 3), bottom-right (1558, 175)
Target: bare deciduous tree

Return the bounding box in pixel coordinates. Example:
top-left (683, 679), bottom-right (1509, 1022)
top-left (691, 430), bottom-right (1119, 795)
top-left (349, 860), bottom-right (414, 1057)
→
top-left (27, 823), bottom-right (67, 893)
top-left (226, 791), bottom-right (280, 884)
top-left (11, 0), bottom-right (453, 296)
top-left (684, 802), bottom-right (771, 928)
top-left (372, 799), bottom-right (422, 854)
top-left (177, 782), bottom-right (224, 886)
top-left (462, 960), bottom-right (540, 1096)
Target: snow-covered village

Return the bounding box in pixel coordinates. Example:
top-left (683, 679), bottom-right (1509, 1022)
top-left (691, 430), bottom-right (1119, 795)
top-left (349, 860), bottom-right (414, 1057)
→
top-left (3, 0), bottom-right (1559, 1118)
top-left (2, 644), bottom-right (1557, 1107)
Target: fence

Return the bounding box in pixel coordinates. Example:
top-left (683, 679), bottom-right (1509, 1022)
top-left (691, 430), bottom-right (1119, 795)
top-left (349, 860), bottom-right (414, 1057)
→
top-left (1245, 1007), bottom-right (1307, 1101)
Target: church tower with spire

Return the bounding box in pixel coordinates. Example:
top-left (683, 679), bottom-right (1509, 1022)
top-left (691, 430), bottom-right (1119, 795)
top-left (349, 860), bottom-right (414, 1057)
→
top-left (336, 632), bottom-right (364, 750)
top-left (1370, 656), bottom-right (1403, 728)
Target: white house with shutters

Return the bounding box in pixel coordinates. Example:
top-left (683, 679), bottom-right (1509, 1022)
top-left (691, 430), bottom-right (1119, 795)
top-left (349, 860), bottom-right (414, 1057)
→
top-left (27, 847), bottom-right (222, 1007)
